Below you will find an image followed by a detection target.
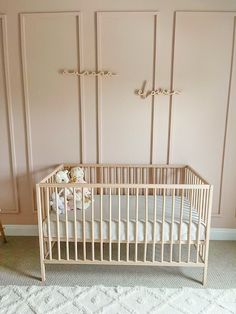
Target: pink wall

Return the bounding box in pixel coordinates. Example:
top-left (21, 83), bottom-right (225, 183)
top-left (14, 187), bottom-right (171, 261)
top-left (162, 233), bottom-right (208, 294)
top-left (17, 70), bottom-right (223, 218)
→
top-left (0, 0), bottom-right (236, 228)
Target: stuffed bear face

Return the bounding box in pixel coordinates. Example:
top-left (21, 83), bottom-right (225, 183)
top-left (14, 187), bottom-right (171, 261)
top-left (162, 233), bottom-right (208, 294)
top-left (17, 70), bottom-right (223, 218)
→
top-left (70, 167), bottom-right (84, 181)
top-left (55, 170), bottom-right (70, 183)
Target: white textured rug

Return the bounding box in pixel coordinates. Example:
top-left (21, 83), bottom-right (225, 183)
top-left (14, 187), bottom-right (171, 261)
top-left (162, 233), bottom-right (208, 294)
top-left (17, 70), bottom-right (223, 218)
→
top-left (0, 286), bottom-right (235, 314)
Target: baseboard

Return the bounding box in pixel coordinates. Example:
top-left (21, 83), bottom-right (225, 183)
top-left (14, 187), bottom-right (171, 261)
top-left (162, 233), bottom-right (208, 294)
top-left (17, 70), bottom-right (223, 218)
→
top-left (3, 224), bottom-right (236, 240)
top-left (4, 224), bottom-right (38, 236)
top-left (210, 228), bottom-right (236, 240)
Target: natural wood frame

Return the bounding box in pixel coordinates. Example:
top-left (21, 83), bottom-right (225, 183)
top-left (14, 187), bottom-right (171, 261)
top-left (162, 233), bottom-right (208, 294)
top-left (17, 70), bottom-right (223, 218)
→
top-left (37, 163), bottom-right (213, 286)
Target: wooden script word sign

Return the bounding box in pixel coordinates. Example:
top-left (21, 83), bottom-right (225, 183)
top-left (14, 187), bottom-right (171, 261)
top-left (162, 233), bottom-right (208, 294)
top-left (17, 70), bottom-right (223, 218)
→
top-left (136, 81), bottom-right (181, 99)
top-left (61, 70), bottom-right (118, 78)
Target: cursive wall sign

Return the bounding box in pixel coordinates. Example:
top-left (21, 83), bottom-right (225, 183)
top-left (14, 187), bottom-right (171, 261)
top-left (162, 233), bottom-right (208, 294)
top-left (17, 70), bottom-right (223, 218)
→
top-left (136, 81), bottom-right (181, 99)
top-left (61, 69), bottom-right (118, 77)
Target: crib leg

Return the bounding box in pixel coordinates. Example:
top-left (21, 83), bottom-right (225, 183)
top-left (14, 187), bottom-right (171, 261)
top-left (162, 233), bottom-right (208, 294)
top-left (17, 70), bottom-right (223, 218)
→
top-left (40, 261), bottom-right (46, 282)
top-left (38, 237), bottom-right (46, 281)
top-left (203, 264), bottom-right (208, 286)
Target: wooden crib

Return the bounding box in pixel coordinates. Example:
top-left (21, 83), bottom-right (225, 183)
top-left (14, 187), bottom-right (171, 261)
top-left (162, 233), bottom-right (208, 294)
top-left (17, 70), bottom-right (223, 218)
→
top-left (36, 164), bottom-right (213, 285)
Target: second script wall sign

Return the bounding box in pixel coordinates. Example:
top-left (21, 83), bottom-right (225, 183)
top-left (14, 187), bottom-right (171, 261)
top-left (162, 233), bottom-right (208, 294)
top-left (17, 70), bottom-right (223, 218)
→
top-left (136, 81), bottom-right (181, 98)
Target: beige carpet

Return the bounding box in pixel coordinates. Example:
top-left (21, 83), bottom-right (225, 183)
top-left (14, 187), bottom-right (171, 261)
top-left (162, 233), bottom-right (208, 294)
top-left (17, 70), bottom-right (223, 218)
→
top-left (0, 238), bottom-right (235, 288)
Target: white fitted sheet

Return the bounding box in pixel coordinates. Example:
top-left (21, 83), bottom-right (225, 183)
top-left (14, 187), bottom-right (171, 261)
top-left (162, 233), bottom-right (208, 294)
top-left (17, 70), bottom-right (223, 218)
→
top-left (43, 195), bottom-right (206, 242)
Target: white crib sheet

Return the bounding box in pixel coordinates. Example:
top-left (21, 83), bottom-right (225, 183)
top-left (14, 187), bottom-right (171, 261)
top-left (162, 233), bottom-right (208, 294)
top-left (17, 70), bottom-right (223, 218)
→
top-left (43, 195), bottom-right (206, 242)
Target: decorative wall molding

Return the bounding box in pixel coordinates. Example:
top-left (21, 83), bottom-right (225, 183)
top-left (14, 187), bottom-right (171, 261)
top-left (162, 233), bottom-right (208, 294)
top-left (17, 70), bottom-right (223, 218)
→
top-left (20, 12), bottom-right (84, 212)
top-left (3, 224), bottom-right (236, 240)
top-left (218, 15), bottom-right (236, 215)
top-left (166, 11), bottom-right (176, 165)
top-left (95, 12), bottom-right (102, 164)
top-left (95, 11), bottom-right (159, 164)
top-left (168, 11), bottom-right (236, 218)
top-left (0, 15), bottom-right (19, 214)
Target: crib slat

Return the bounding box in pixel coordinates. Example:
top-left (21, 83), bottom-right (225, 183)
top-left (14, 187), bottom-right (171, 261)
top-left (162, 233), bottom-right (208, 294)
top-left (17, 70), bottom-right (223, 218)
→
top-left (130, 168), bottom-right (134, 195)
top-left (109, 188), bottom-right (112, 261)
top-left (193, 176), bottom-right (196, 208)
top-left (135, 188), bottom-right (139, 262)
top-left (64, 188), bottom-right (69, 261)
top-left (103, 167), bottom-right (107, 194)
top-left (196, 189), bottom-right (203, 263)
top-left (200, 189), bottom-right (205, 259)
top-left (100, 187), bottom-right (103, 261)
top-left (203, 189), bottom-right (210, 261)
top-left (178, 189), bottom-right (184, 262)
top-left (204, 188), bottom-right (209, 225)
top-left (170, 189), bottom-right (175, 262)
top-left (82, 188), bottom-right (86, 261)
top-left (172, 168), bottom-right (175, 185)
top-left (91, 188), bottom-right (95, 261)
top-left (41, 190), bottom-right (48, 256)
top-left (126, 188), bottom-right (130, 262)
top-left (196, 178), bottom-right (200, 214)
top-left (187, 189), bottom-right (193, 262)
top-left (161, 188), bottom-right (166, 262)
top-left (46, 187), bottom-right (52, 260)
top-left (152, 188), bottom-right (157, 262)
top-left (144, 188), bottom-right (148, 262)
top-left (55, 187), bottom-right (61, 260)
top-left (73, 188), bottom-right (78, 261)
top-left (118, 188), bottom-right (121, 262)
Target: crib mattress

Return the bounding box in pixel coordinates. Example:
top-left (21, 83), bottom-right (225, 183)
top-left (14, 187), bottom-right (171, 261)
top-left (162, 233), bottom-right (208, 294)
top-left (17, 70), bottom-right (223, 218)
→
top-left (43, 195), bottom-right (206, 242)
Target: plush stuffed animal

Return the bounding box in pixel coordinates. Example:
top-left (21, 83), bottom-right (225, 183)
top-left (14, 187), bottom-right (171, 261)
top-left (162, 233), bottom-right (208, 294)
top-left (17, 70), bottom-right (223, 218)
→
top-left (70, 167), bottom-right (84, 182)
top-left (55, 169), bottom-right (71, 196)
top-left (55, 170), bottom-right (70, 183)
top-left (67, 191), bottom-right (91, 210)
top-left (50, 192), bottom-right (65, 214)
top-left (51, 171), bottom-right (71, 213)
top-left (52, 167), bottom-right (92, 213)
top-left (69, 166), bottom-right (92, 209)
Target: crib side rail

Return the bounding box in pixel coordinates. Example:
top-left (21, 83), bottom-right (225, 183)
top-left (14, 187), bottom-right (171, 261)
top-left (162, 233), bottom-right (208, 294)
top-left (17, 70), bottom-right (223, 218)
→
top-left (47, 164), bottom-right (187, 186)
top-left (40, 164), bottom-right (64, 183)
top-left (37, 183), bottom-right (213, 267)
top-left (184, 166), bottom-right (213, 221)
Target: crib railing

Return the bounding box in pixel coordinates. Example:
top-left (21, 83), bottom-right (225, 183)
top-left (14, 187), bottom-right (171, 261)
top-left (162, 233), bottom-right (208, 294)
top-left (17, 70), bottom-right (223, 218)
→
top-left (37, 164), bottom-right (213, 285)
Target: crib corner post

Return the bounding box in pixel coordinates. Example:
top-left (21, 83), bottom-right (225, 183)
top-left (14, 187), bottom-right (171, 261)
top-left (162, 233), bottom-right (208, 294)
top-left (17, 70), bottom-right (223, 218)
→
top-left (36, 183), bottom-right (46, 282)
top-left (202, 185), bottom-right (214, 287)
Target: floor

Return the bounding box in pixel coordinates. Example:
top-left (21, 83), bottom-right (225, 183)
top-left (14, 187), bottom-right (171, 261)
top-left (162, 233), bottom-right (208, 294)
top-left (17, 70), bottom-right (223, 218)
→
top-left (0, 237), bottom-right (235, 288)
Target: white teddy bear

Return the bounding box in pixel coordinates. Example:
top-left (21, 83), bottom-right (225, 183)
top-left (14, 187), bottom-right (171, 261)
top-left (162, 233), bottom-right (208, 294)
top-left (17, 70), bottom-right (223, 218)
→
top-left (70, 167), bottom-right (92, 210)
top-left (50, 192), bottom-right (65, 214)
top-left (55, 169), bottom-right (71, 199)
top-left (67, 190), bottom-right (91, 210)
top-left (50, 170), bottom-right (71, 213)
top-left (50, 167), bottom-right (92, 213)
top-left (70, 167), bottom-right (84, 182)
top-left (55, 170), bottom-right (70, 183)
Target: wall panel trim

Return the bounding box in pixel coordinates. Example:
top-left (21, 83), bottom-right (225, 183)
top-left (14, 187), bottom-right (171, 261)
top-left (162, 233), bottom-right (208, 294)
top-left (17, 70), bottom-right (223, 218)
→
top-left (20, 12), bottom-right (84, 212)
top-left (95, 11), bottom-right (159, 164)
top-left (0, 15), bottom-right (19, 214)
top-left (168, 11), bottom-right (236, 217)
top-left (150, 14), bottom-right (158, 164)
top-left (218, 16), bottom-right (236, 215)
top-left (166, 11), bottom-right (176, 165)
